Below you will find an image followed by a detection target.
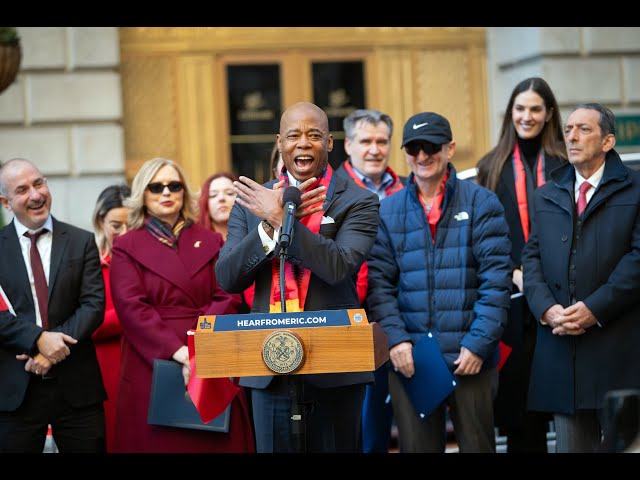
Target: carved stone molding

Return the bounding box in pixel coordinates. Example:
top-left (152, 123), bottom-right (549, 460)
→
top-left (120, 27), bottom-right (486, 54)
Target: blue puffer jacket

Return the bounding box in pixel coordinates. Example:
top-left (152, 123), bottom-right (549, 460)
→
top-left (367, 164), bottom-right (512, 370)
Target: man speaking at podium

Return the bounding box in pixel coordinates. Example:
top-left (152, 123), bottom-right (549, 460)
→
top-left (216, 102), bottom-right (380, 453)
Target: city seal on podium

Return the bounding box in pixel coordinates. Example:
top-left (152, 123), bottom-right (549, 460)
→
top-left (262, 330), bottom-right (305, 374)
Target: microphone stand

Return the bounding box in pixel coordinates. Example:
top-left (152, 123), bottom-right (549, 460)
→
top-left (279, 244), bottom-right (307, 453)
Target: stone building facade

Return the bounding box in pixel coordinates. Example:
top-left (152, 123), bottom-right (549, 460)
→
top-left (1, 27), bottom-right (639, 230)
top-left (0, 27), bottom-right (124, 230)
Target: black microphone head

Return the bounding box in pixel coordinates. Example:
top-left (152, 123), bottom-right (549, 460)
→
top-left (282, 186), bottom-right (302, 207)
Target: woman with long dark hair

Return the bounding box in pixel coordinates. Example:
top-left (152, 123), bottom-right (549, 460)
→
top-left (476, 77), bottom-right (567, 452)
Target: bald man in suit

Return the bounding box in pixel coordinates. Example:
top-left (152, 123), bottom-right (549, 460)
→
top-left (0, 158), bottom-right (105, 453)
top-left (216, 102), bottom-right (380, 453)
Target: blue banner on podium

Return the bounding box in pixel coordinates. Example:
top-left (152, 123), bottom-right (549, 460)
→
top-left (198, 308), bottom-right (368, 332)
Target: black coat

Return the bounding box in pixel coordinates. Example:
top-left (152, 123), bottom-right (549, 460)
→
top-left (523, 150), bottom-right (640, 413)
top-left (492, 153), bottom-right (565, 426)
top-left (0, 217), bottom-right (106, 412)
top-left (216, 172), bottom-right (379, 389)
top-left (495, 154), bottom-right (566, 270)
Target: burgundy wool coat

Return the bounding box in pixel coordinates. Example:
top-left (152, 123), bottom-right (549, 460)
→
top-left (110, 223), bottom-right (254, 453)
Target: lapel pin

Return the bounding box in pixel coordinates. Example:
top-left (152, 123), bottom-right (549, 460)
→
top-left (194, 240), bottom-right (202, 248)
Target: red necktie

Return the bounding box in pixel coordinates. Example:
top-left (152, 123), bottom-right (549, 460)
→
top-left (25, 230), bottom-right (48, 330)
top-left (577, 182), bottom-right (592, 217)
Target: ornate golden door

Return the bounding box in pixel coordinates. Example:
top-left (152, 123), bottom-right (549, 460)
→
top-left (120, 27), bottom-right (488, 189)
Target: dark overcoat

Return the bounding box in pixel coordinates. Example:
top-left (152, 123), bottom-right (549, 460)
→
top-left (523, 150), bottom-right (640, 414)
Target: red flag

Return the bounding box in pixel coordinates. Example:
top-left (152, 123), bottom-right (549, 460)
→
top-left (498, 340), bottom-right (512, 372)
top-left (0, 293), bottom-right (8, 311)
top-left (1, 285), bottom-right (14, 314)
top-left (187, 330), bottom-right (239, 423)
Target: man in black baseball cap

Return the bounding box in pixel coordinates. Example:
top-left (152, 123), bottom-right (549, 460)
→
top-left (366, 110), bottom-right (512, 453)
top-left (401, 112), bottom-right (452, 148)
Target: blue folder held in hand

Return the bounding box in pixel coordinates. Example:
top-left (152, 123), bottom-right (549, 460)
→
top-left (399, 331), bottom-right (457, 419)
top-left (147, 359), bottom-right (230, 432)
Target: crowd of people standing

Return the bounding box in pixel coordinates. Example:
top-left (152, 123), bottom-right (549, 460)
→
top-left (1, 76), bottom-right (639, 454)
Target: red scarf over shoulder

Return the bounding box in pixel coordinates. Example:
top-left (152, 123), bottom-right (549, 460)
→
top-left (269, 165), bottom-right (334, 313)
top-left (512, 144), bottom-right (545, 242)
top-left (340, 160), bottom-right (404, 303)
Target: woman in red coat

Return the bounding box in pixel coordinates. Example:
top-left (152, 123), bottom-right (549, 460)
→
top-left (91, 183), bottom-right (131, 453)
top-left (110, 158), bottom-right (254, 453)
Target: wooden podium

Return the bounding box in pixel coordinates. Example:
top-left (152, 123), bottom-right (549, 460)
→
top-left (193, 308), bottom-right (388, 378)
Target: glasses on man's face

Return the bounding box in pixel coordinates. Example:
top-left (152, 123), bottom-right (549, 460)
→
top-left (147, 181), bottom-right (184, 194)
top-left (404, 141), bottom-right (443, 157)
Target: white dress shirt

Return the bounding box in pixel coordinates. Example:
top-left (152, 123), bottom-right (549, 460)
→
top-left (14, 216), bottom-right (54, 328)
top-left (258, 173), bottom-right (301, 255)
top-left (574, 161), bottom-right (605, 206)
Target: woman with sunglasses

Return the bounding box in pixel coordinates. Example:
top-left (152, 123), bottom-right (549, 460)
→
top-left (476, 77), bottom-right (567, 453)
top-left (109, 158), bottom-right (254, 453)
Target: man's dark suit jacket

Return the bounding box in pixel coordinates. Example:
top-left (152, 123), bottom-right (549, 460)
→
top-left (216, 172), bottom-right (380, 389)
top-left (0, 217), bottom-right (106, 412)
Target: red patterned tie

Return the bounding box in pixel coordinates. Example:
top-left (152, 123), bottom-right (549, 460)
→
top-left (25, 230), bottom-right (48, 330)
top-left (577, 182), bottom-right (592, 217)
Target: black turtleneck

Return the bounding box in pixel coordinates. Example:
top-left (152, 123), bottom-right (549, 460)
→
top-left (518, 135), bottom-right (542, 170)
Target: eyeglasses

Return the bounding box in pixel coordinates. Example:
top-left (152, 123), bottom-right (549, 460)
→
top-left (147, 181), bottom-right (184, 194)
top-left (404, 141), bottom-right (444, 157)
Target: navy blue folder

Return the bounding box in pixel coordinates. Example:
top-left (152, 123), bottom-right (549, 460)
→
top-left (147, 359), bottom-right (230, 432)
top-left (399, 332), bottom-right (457, 419)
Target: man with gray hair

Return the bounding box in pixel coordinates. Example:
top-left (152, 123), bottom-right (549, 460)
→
top-left (335, 109), bottom-right (405, 453)
top-left (523, 103), bottom-right (640, 452)
top-left (336, 109), bottom-right (404, 200)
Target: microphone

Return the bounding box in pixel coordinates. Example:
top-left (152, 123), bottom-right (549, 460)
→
top-left (279, 186), bottom-right (302, 249)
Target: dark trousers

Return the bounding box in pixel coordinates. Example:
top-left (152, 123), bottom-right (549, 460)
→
top-left (362, 363), bottom-right (394, 453)
top-left (0, 376), bottom-right (105, 453)
top-left (250, 376), bottom-right (365, 453)
top-left (389, 367), bottom-right (498, 453)
top-left (554, 410), bottom-right (602, 453)
top-left (497, 304), bottom-right (550, 452)
top-left (502, 411), bottom-right (550, 452)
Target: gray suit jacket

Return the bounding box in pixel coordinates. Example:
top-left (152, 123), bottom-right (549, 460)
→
top-left (0, 217), bottom-right (106, 411)
top-left (216, 172), bottom-right (380, 389)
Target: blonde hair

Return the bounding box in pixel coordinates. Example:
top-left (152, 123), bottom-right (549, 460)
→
top-left (126, 157), bottom-right (198, 229)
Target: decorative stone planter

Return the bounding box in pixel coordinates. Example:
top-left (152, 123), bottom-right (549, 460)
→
top-left (0, 40), bottom-right (22, 94)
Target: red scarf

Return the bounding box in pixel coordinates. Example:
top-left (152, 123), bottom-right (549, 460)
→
top-left (513, 144), bottom-right (545, 242)
top-left (341, 160), bottom-right (404, 196)
top-left (187, 330), bottom-right (239, 423)
top-left (341, 160), bottom-right (404, 303)
top-left (269, 165), bottom-right (334, 313)
top-left (0, 284), bottom-right (12, 313)
top-left (418, 170), bottom-right (449, 243)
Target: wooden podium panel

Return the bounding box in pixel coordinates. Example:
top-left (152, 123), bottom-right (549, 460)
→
top-left (194, 309), bottom-right (388, 378)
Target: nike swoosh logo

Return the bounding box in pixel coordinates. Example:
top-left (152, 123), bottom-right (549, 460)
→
top-left (413, 122), bottom-right (429, 130)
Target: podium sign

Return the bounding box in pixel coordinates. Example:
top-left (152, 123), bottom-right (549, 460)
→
top-left (194, 308), bottom-right (388, 378)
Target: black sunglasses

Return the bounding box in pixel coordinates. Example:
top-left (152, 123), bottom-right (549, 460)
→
top-left (147, 181), bottom-right (184, 194)
top-left (404, 140), bottom-right (444, 157)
